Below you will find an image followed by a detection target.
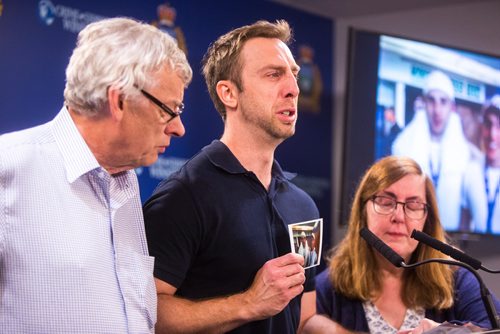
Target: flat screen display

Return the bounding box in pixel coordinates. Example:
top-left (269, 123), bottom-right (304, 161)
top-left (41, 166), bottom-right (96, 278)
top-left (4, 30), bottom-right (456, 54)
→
top-left (342, 29), bottom-right (500, 236)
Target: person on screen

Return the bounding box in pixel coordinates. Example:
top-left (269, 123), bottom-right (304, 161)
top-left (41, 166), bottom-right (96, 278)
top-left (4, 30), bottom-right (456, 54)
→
top-left (304, 156), bottom-right (500, 333)
top-left (392, 70), bottom-right (475, 231)
top-left (0, 18), bottom-right (192, 332)
top-left (143, 20), bottom-right (324, 333)
top-left (461, 95), bottom-right (500, 234)
top-left (380, 106), bottom-right (402, 156)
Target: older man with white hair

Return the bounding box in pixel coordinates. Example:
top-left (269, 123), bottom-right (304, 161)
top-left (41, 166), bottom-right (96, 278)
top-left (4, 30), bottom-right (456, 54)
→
top-left (0, 17), bottom-right (192, 333)
top-left (392, 70), bottom-right (474, 231)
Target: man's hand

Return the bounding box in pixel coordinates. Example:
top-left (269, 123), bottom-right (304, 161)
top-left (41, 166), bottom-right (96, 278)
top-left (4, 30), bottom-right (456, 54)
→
top-left (241, 253), bottom-right (305, 320)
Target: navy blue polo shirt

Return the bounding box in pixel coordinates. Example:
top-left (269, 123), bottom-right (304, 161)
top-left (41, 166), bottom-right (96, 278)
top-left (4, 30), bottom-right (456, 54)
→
top-left (144, 140), bottom-right (319, 334)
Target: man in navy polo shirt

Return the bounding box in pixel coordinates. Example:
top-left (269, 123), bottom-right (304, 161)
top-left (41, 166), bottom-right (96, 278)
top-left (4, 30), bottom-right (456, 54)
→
top-left (144, 20), bottom-right (322, 333)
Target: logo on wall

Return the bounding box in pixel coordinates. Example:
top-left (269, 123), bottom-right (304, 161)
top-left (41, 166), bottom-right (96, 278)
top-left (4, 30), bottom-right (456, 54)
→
top-left (39, 0), bottom-right (56, 25)
top-left (37, 0), bottom-right (106, 33)
top-left (297, 45), bottom-right (323, 113)
top-left (150, 3), bottom-right (188, 55)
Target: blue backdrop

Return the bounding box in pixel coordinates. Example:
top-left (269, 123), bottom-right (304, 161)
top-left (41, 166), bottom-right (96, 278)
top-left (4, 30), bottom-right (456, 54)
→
top-left (0, 0), bottom-right (334, 259)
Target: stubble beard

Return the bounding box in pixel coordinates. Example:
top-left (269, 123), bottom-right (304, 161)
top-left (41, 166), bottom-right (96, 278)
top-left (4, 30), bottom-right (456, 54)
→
top-left (240, 100), bottom-right (296, 141)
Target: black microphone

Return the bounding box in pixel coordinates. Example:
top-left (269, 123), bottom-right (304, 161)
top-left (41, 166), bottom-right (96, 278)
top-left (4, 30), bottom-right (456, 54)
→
top-left (360, 227), bottom-right (405, 267)
top-left (411, 229), bottom-right (500, 274)
top-left (411, 229), bottom-right (481, 270)
top-left (360, 227), bottom-right (500, 329)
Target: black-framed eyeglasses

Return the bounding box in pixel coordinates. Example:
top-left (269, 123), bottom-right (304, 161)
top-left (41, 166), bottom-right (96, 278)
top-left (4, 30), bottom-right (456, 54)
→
top-left (139, 88), bottom-right (184, 123)
top-left (369, 195), bottom-right (428, 220)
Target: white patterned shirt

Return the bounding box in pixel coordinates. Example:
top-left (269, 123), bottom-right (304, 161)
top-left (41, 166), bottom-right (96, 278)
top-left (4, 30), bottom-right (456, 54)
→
top-left (0, 107), bottom-right (156, 333)
top-left (363, 300), bottom-right (425, 334)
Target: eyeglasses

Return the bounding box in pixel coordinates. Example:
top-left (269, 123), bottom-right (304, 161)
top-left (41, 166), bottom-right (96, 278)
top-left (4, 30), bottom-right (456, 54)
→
top-left (370, 195), bottom-right (428, 220)
top-left (139, 88), bottom-right (184, 123)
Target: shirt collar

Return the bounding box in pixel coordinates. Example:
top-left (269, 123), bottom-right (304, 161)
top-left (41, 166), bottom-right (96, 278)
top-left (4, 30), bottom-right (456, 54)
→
top-left (204, 140), bottom-right (296, 182)
top-left (51, 106), bottom-right (101, 183)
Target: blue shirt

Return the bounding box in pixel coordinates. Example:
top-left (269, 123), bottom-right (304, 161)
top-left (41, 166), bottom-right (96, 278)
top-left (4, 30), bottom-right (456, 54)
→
top-left (144, 140), bottom-right (319, 334)
top-left (316, 267), bottom-right (500, 331)
top-left (0, 107), bottom-right (156, 333)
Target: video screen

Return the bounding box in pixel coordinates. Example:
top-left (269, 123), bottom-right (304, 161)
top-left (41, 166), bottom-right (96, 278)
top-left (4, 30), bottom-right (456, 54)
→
top-left (343, 29), bottom-right (500, 235)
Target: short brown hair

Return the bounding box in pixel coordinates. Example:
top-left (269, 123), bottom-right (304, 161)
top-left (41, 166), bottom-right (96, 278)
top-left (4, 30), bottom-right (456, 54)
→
top-left (482, 94), bottom-right (500, 120)
top-left (329, 156), bottom-right (455, 309)
top-left (202, 20), bottom-right (292, 120)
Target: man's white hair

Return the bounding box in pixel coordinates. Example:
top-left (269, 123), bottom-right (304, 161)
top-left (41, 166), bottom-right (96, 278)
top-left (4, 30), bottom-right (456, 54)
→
top-left (64, 17), bottom-right (192, 116)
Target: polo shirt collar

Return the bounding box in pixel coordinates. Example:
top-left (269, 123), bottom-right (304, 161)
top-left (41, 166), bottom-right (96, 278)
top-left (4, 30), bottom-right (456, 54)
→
top-left (204, 140), bottom-right (296, 182)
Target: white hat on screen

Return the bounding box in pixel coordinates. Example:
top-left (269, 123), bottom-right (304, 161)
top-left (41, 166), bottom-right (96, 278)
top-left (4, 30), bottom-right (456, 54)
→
top-left (423, 70), bottom-right (455, 100)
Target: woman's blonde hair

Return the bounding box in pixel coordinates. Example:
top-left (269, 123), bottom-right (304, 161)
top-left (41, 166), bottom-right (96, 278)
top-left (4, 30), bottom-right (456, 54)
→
top-left (329, 156), bottom-right (455, 309)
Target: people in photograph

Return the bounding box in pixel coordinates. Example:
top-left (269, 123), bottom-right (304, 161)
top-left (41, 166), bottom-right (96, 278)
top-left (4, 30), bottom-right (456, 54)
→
top-left (461, 95), bottom-right (500, 234)
top-left (392, 70), bottom-right (475, 231)
top-left (298, 231), bottom-right (311, 264)
top-left (143, 20), bottom-right (323, 333)
top-left (307, 234), bottom-right (319, 267)
top-left (305, 156), bottom-right (500, 333)
top-left (0, 17), bottom-right (192, 332)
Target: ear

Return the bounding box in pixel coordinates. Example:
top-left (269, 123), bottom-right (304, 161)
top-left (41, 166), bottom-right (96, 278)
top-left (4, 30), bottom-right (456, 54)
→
top-left (107, 86), bottom-right (125, 121)
top-left (216, 80), bottom-right (238, 110)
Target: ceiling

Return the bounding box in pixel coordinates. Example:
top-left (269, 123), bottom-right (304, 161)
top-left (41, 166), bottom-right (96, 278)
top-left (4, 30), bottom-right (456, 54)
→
top-left (272, 0), bottom-right (481, 19)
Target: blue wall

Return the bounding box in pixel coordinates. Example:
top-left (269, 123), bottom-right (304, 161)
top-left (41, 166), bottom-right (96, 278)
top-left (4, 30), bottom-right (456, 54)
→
top-left (0, 0), bottom-right (334, 258)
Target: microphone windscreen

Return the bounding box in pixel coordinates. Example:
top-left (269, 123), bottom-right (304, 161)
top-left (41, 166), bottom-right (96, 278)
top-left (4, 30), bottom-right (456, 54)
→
top-left (411, 230), bottom-right (482, 270)
top-left (360, 227), bottom-right (404, 268)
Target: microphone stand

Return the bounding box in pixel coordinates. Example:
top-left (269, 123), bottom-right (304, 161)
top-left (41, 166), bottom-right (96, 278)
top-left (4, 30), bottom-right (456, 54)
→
top-left (360, 227), bottom-right (500, 329)
top-left (400, 258), bottom-right (500, 330)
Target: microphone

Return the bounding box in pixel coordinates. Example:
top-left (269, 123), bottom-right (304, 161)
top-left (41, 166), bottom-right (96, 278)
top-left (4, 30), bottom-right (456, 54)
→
top-left (360, 227), bottom-right (500, 329)
top-left (411, 229), bottom-right (500, 274)
top-left (411, 230), bottom-right (481, 269)
top-left (360, 227), bottom-right (405, 267)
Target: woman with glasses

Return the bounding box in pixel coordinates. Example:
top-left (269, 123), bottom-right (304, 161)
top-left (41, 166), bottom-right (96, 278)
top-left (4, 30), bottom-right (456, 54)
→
top-left (307, 156), bottom-right (500, 333)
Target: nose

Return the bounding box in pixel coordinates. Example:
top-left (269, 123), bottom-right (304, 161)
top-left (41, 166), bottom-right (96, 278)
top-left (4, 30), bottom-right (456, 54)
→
top-left (165, 117), bottom-right (185, 137)
top-left (435, 100), bottom-right (447, 116)
top-left (483, 122), bottom-right (496, 141)
top-left (391, 202), bottom-right (406, 223)
top-left (284, 72), bottom-right (300, 98)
